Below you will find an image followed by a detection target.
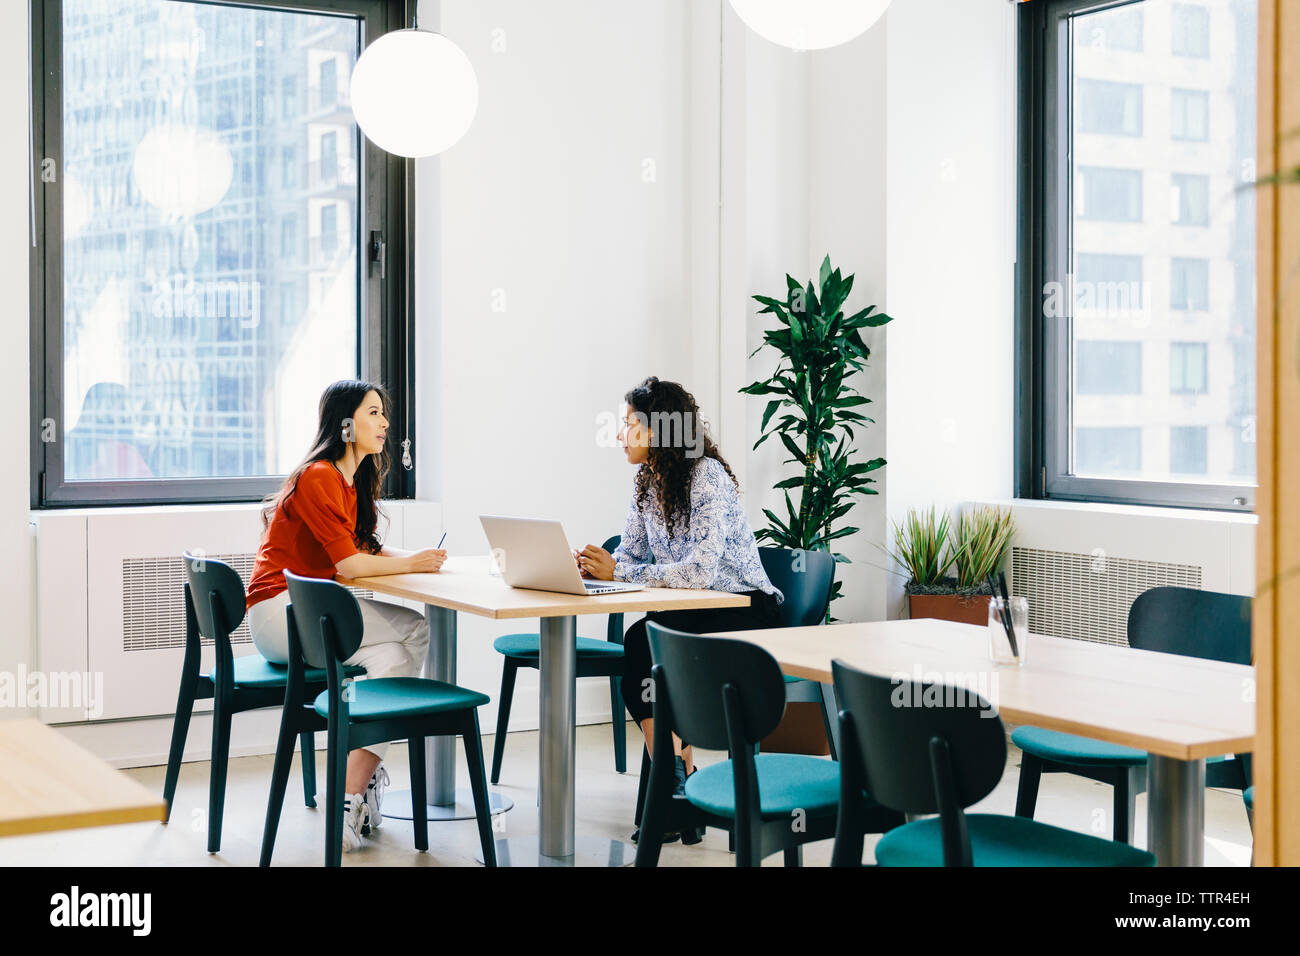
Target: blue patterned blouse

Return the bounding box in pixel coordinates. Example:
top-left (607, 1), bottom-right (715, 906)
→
top-left (612, 456), bottom-right (782, 601)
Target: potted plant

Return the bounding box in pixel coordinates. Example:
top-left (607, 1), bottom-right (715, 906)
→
top-left (739, 254), bottom-right (893, 619)
top-left (890, 505), bottom-right (1016, 625)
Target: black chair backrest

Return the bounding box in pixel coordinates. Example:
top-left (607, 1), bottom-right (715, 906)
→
top-left (1128, 586), bottom-right (1251, 664)
top-left (283, 570), bottom-right (364, 669)
top-left (182, 551), bottom-right (246, 639)
top-left (758, 547), bottom-right (835, 627)
top-left (831, 659), bottom-right (1006, 816)
top-left (602, 534), bottom-right (624, 643)
top-left (645, 622), bottom-right (786, 752)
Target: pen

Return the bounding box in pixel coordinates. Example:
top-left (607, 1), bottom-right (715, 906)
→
top-left (437, 531), bottom-right (447, 549)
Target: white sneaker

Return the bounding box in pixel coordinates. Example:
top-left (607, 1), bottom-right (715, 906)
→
top-left (362, 765), bottom-right (389, 835)
top-left (342, 792), bottom-right (368, 852)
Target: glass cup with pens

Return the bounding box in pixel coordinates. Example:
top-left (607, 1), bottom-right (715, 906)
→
top-left (988, 594), bottom-right (1028, 667)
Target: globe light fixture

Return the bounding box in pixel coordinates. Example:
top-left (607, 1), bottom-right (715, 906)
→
top-left (132, 125), bottom-right (233, 217)
top-left (349, 29), bottom-right (478, 158)
top-left (728, 0), bottom-right (891, 51)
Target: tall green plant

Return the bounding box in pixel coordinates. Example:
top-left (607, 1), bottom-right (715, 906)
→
top-left (740, 255), bottom-right (893, 610)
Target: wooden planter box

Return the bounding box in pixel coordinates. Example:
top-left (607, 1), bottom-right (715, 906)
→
top-left (908, 592), bottom-right (991, 626)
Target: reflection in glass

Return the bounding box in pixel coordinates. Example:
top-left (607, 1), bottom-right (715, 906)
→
top-left (61, 0), bottom-right (361, 481)
top-left (1068, 0), bottom-right (1256, 487)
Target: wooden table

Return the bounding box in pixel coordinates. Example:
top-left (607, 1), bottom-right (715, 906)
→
top-left (340, 555), bottom-right (749, 865)
top-left (0, 719), bottom-right (165, 837)
top-left (711, 617), bottom-right (1255, 866)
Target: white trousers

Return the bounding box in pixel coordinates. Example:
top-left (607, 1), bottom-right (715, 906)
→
top-left (248, 589), bottom-right (430, 761)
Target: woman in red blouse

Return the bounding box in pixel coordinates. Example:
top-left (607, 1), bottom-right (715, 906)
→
top-left (246, 379), bottom-right (444, 852)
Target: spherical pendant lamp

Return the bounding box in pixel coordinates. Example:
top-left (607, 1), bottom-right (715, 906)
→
top-left (349, 29), bottom-right (478, 158)
top-left (729, 0), bottom-right (892, 51)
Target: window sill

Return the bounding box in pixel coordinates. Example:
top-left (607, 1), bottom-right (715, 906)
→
top-left (971, 497), bottom-right (1257, 527)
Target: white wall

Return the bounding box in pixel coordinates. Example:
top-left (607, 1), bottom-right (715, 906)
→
top-left (882, 0), bottom-right (1018, 617)
top-left (1, 6), bottom-right (34, 718)
top-left (421, 0), bottom-right (697, 728)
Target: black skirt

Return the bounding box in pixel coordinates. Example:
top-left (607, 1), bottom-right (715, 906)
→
top-left (619, 589), bottom-right (782, 725)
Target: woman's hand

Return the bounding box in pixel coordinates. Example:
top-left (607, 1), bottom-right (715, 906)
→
top-left (575, 544), bottom-right (615, 581)
top-left (405, 548), bottom-right (447, 574)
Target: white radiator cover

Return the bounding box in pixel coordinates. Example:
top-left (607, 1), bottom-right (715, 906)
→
top-left (974, 499), bottom-right (1256, 648)
top-left (31, 501), bottom-right (440, 722)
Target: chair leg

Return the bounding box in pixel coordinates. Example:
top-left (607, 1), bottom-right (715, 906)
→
top-left (1114, 767), bottom-right (1139, 845)
top-left (409, 736), bottom-right (428, 853)
top-left (633, 744), bottom-right (650, 827)
top-left (634, 749), bottom-right (673, 868)
top-left (324, 718), bottom-right (347, 868)
top-left (259, 705), bottom-right (300, 867)
top-left (817, 683), bottom-right (839, 761)
top-left (1014, 752), bottom-right (1043, 820)
top-left (299, 732), bottom-right (317, 808)
top-left (162, 681), bottom-right (196, 824)
top-left (610, 676), bottom-right (627, 774)
top-left (490, 659), bottom-right (518, 785)
top-left (463, 713), bottom-right (498, 867)
top-left (784, 845), bottom-right (803, 867)
top-left (207, 688), bottom-right (233, 853)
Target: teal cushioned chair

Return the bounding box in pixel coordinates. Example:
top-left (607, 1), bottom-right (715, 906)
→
top-left (633, 624), bottom-right (902, 867)
top-left (163, 553), bottom-right (364, 854)
top-left (759, 547), bottom-right (840, 758)
top-left (490, 534), bottom-right (628, 782)
top-left (631, 546), bottom-right (842, 832)
top-left (1013, 586), bottom-right (1252, 844)
top-left (830, 659), bottom-right (1154, 867)
top-left (259, 571), bottom-right (496, 867)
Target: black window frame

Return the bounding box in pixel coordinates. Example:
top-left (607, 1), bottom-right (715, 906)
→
top-left (30, 0), bottom-right (418, 508)
top-left (1015, 0), bottom-right (1255, 512)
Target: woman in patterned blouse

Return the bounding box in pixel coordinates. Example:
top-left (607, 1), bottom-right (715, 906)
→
top-left (575, 376), bottom-right (782, 844)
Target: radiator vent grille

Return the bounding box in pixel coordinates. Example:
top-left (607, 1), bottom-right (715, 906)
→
top-left (122, 555), bottom-right (373, 653)
top-left (1011, 547), bottom-right (1202, 647)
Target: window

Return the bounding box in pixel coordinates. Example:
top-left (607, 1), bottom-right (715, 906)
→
top-left (1170, 258), bottom-right (1209, 310)
top-left (281, 216), bottom-right (297, 258)
top-left (321, 131), bottom-right (338, 182)
top-left (1018, 0), bottom-right (1257, 511)
top-left (1078, 167), bottom-right (1143, 221)
top-left (1171, 89), bottom-right (1209, 141)
top-left (1170, 426), bottom-right (1208, 474)
top-left (1172, 3), bottom-right (1210, 57)
top-left (1077, 341), bottom-right (1142, 395)
top-left (281, 76), bottom-right (297, 119)
top-left (319, 58), bottom-right (338, 108)
top-left (1171, 173), bottom-right (1210, 226)
top-left (320, 205), bottom-right (339, 254)
top-left (1077, 79), bottom-right (1143, 136)
top-left (32, 0), bottom-right (412, 505)
top-left (1076, 427), bottom-right (1143, 476)
top-left (1076, 252), bottom-right (1144, 311)
top-left (1170, 342), bottom-right (1209, 394)
top-left (282, 146), bottom-right (297, 189)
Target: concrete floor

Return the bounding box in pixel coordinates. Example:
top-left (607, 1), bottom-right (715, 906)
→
top-left (0, 721), bottom-right (1254, 866)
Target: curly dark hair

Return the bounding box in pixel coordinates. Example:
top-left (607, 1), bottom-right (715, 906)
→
top-left (261, 379), bottom-right (391, 555)
top-left (624, 376), bottom-right (737, 538)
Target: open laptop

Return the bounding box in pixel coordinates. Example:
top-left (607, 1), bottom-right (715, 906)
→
top-left (479, 515), bottom-right (644, 596)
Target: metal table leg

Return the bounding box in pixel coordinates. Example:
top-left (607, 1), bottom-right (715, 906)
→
top-left (1147, 754), bottom-right (1205, 866)
top-left (382, 604), bottom-right (513, 822)
top-left (483, 614), bottom-right (633, 867)
top-left (538, 614), bottom-right (577, 857)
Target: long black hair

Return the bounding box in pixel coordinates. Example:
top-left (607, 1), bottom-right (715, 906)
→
top-left (261, 379), bottom-right (391, 554)
top-left (624, 376), bottom-right (736, 538)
